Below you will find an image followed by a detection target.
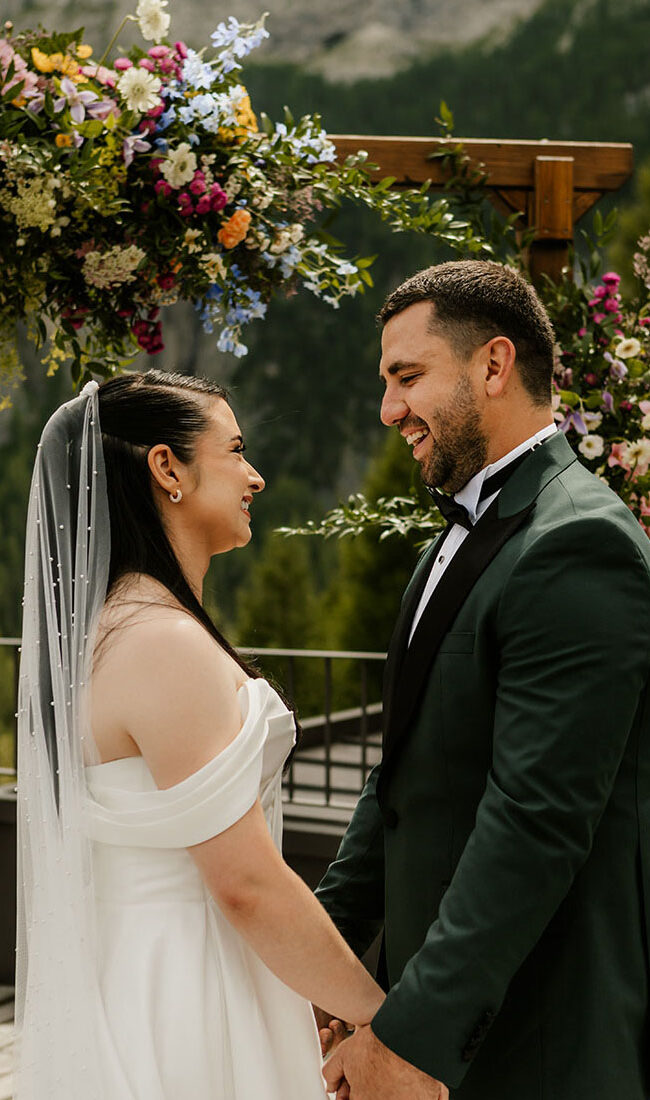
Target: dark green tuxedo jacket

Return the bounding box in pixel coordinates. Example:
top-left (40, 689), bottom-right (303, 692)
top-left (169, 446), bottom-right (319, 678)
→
top-left (316, 432), bottom-right (650, 1099)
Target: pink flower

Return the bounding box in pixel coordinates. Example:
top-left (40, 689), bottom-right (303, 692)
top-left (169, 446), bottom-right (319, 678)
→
top-left (190, 175), bottom-right (207, 196)
top-left (621, 400), bottom-right (633, 413)
top-left (585, 373), bottom-right (599, 386)
top-left (209, 183), bottom-right (228, 211)
top-left (602, 271), bottom-right (621, 286)
top-left (138, 58), bottom-right (156, 72)
top-left (639, 400), bottom-right (650, 416)
top-left (147, 102), bottom-right (165, 118)
top-left (590, 285), bottom-right (607, 303)
top-left (578, 326), bottom-right (587, 338)
top-left (639, 496), bottom-right (650, 517)
top-left (174, 41), bottom-right (189, 58)
top-left (608, 442), bottom-right (630, 471)
top-left (196, 195), bottom-right (212, 214)
top-left (640, 317), bottom-right (650, 327)
top-left (155, 179), bottom-right (173, 197)
top-left (148, 45), bottom-right (171, 59)
top-left (604, 297), bottom-right (621, 312)
top-left (593, 312), bottom-right (606, 325)
top-left (81, 63), bottom-right (117, 88)
top-left (114, 57), bottom-right (133, 71)
top-left (178, 191), bottom-right (192, 207)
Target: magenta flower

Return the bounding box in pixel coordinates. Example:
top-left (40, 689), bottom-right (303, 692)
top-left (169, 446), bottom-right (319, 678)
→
top-left (53, 76), bottom-right (98, 123)
top-left (114, 57), bottom-right (133, 71)
top-left (209, 183), bottom-right (228, 211)
top-left (602, 271), bottom-right (621, 287)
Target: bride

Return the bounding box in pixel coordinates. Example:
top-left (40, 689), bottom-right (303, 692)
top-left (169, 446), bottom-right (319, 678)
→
top-left (15, 369), bottom-right (383, 1098)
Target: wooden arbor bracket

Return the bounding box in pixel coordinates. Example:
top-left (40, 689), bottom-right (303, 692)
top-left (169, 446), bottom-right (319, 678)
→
top-left (331, 135), bottom-right (634, 285)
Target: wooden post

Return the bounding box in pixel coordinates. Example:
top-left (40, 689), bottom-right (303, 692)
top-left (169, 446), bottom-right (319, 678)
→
top-left (529, 155), bottom-right (575, 284)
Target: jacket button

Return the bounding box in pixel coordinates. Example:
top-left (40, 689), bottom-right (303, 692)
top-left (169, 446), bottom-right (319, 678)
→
top-left (383, 808), bottom-right (398, 829)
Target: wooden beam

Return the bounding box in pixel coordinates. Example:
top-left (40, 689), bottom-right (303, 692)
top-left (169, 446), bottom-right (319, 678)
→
top-left (331, 135), bottom-right (634, 194)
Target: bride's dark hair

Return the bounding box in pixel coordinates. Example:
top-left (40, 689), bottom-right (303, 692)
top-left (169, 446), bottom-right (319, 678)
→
top-left (97, 368), bottom-right (258, 680)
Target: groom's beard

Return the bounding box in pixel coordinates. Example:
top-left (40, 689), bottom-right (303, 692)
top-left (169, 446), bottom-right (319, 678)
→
top-left (421, 373), bottom-right (488, 495)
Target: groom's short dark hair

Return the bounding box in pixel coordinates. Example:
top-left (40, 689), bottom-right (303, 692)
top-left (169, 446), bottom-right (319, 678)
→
top-left (377, 260), bottom-right (555, 407)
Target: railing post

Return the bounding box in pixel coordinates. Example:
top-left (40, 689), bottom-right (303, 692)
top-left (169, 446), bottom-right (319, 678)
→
top-left (323, 656), bottom-right (332, 804)
top-left (360, 659), bottom-right (368, 779)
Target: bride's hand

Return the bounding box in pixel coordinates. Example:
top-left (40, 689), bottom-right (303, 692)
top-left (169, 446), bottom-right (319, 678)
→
top-left (312, 1005), bottom-right (350, 1056)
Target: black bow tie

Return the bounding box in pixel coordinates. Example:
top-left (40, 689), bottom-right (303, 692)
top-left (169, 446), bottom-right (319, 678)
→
top-left (428, 448), bottom-right (535, 530)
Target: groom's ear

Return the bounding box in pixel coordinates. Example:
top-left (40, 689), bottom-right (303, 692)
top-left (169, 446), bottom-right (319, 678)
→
top-left (482, 336), bottom-right (517, 398)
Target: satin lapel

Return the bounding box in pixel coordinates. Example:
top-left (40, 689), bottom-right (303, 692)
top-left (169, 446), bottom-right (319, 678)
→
top-left (378, 499), bottom-right (535, 798)
top-left (382, 528), bottom-right (450, 732)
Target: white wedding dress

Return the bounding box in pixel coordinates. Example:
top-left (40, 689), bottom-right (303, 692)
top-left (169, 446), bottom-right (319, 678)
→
top-left (83, 677), bottom-right (327, 1100)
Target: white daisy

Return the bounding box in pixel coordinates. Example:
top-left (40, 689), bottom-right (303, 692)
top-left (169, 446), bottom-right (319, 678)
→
top-left (613, 337), bottom-right (642, 359)
top-left (160, 142), bottom-right (198, 188)
top-left (627, 437), bottom-right (650, 469)
top-left (578, 434), bottom-right (605, 460)
top-left (117, 67), bottom-right (162, 113)
top-left (136, 0), bottom-right (171, 42)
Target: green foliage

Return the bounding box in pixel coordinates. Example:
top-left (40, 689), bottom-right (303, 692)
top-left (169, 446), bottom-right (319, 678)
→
top-left (609, 159), bottom-right (650, 296)
top-left (321, 429), bottom-right (430, 655)
top-left (0, 646), bottom-right (17, 775)
top-left (235, 532), bottom-right (318, 649)
top-left (233, 531), bottom-right (324, 715)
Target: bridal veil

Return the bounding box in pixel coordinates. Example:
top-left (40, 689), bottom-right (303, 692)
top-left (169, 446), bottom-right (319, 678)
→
top-left (14, 380), bottom-right (109, 1098)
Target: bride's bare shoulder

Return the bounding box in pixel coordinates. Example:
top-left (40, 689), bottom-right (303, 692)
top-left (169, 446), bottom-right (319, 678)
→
top-left (96, 575), bottom-right (232, 675)
top-left (92, 575), bottom-right (248, 779)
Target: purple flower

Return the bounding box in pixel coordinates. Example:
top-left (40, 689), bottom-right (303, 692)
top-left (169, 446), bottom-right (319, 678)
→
top-left (123, 134), bottom-right (152, 167)
top-left (604, 351), bottom-right (628, 381)
top-left (559, 409), bottom-right (588, 435)
top-left (601, 390), bottom-right (614, 414)
top-left (53, 76), bottom-right (98, 123)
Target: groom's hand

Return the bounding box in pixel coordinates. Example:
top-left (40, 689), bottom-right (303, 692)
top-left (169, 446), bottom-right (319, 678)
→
top-left (322, 1023), bottom-right (449, 1100)
top-left (312, 1004), bottom-right (349, 1057)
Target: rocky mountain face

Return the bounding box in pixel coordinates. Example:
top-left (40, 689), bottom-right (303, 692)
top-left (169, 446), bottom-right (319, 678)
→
top-left (7, 0), bottom-right (547, 81)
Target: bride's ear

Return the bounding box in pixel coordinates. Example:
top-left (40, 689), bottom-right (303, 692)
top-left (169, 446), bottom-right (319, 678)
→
top-left (147, 444), bottom-right (182, 498)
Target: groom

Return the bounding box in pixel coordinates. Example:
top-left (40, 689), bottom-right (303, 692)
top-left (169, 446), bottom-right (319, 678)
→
top-left (317, 260), bottom-right (650, 1099)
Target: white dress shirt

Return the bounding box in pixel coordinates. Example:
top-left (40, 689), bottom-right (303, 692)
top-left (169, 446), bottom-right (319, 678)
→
top-left (408, 423), bottom-right (557, 643)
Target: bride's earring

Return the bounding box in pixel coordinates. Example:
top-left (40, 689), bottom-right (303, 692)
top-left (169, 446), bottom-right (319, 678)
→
top-left (169, 488), bottom-right (182, 503)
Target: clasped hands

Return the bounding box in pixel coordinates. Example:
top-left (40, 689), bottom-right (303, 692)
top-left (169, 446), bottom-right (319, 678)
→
top-left (314, 1007), bottom-right (449, 1100)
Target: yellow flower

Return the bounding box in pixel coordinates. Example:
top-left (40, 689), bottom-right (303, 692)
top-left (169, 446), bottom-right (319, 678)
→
top-left (48, 53), bottom-right (64, 70)
top-left (236, 93), bottom-right (258, 133)
top-left (31, 47), bottom-right (55, 73)
top-left (76, 43), bottom-right (93, 59)
top-left (218, 92), bottom-right (258, 145)
top-left (55, 133), bottom-right (74, 148)
top-left (60, 55), bottom-right (82, 80)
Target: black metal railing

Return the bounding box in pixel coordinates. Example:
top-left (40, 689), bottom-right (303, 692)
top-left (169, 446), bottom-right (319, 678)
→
top-left (0, 639), bottom-right (386, 808)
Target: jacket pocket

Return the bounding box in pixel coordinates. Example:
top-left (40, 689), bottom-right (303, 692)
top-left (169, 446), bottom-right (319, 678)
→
top-left (438, 631), bottom-right (475, 654)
